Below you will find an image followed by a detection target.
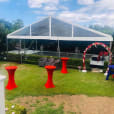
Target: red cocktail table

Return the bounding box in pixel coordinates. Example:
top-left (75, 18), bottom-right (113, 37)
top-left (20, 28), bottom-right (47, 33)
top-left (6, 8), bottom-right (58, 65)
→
top-left (61, 57), bottom-right (69, 74)
top-left (45, 65), bottom-right (56, 88)
top-left (5, 66), bottom-right (18, 90)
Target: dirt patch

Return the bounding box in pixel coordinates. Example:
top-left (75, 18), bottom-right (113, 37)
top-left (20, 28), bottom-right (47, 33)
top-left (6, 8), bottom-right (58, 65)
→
top-left (11, 95), bottom-right (114, 114)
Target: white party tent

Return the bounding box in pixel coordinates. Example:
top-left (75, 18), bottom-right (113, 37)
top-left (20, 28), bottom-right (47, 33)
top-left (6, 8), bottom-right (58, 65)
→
top-left (7, 16), bottom-right (113, 56)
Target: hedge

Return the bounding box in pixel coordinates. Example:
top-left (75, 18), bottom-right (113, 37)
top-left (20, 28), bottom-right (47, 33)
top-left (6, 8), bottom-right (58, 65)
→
top-left (7, 53), bottom-right (58, 65)
top-left (5, 101), bottom-right (26, 114)
top-left (6, 53), bottom-right (114, 71)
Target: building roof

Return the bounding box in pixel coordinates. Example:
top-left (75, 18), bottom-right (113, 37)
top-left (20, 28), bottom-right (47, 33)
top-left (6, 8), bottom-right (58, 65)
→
top-left (7, 16), bottom-right (113, 41)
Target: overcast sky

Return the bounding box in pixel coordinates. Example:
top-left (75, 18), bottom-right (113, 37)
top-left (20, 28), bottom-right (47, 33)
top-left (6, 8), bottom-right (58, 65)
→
top-left (0, 0), bottom-right (114, 27)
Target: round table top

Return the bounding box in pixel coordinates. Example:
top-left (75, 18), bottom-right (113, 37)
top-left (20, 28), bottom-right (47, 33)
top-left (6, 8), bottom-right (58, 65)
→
top-left (45, 65), bottom-right (56, 70)
top-left (61, 57), bottom-right (69, 60)
top-left (5, 66), bottom-right (18, 70)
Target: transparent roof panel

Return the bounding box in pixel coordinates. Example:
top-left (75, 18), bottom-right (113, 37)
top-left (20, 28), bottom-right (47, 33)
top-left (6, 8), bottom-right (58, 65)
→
top-left (31, 18), bottom-right (49, 36)
top-left (73, 26), bottom-right (105, 37)
top-left (10, 26), bottom-right (30, 36)
top-left (9, 17), bottom-right (107, 38)
top-left (51, 18), bottom-right (72, 37)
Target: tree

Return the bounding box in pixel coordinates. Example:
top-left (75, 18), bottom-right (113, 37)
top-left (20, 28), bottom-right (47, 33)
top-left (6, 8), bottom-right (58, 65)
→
top-left (12, 19), bottom-right (24, 31)
top-left (0, 23), bottom-right (8, 56)
top-left (0, 19), bottom-right (24, 58)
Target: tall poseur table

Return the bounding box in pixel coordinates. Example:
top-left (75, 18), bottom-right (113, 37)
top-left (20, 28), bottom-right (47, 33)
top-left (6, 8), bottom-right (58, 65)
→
top-left (61, 57), bottom-right (69, 74)
top-left (106, 65), bottom-right (114, 80)
top-left (5, 66), bottom-right (18, 90)
top-left (45, 65), bottom-right (56, 88)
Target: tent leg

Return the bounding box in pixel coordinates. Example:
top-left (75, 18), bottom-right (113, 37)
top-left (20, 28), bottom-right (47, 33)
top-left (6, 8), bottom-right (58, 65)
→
top-left (110, 41), bottom-right (112, 49)
top-left (57, 39), bottom-right (60, 58)
top-left (40, 45), bottom-right (43, 56)
top-left (20, 40), bottom-right (22, 64)
top-left (24, 39), bottom-right (25, 55)
top-left (6, 39), bottom-right (8, 58)
top-left (36, 40), bottom-right (37, 51)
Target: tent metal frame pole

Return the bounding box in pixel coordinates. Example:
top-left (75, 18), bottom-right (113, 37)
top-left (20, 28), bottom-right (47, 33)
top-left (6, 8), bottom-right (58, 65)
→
top-left (110, 41), bottom-right (112, 49)
top-left (24, 39), bottom-right (25, 55)
top-left (72, 24), bottom-right (74, 37)
top-left (6, 38), bottom-right (8, 58)
top-left (19, 40), bottom-right (22, 64)
top-left (49, 16), bottom-right (51, 37)
top-left (58, 38), bottom-right (60, 58)
top-left (36, 40), bottom-right (37, 51)
top-left (30, 24), bottom-right (32, 37)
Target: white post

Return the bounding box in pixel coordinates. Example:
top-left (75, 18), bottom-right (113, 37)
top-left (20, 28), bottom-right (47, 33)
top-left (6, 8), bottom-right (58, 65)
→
top-left (0, 75), bottom-right (6, 114)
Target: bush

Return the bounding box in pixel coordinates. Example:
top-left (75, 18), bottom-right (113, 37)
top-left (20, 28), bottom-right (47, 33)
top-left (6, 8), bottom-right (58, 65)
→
top-left (6, 53), bottom-right (114, 71)
top-left (5, 101), bottom-right (26, 114)
top-left (67, 58), bottom-right (90, 69)
top-left (7, 53), bottom-right (58, 65)
top-left (7, 53), bottom-right (20, 63)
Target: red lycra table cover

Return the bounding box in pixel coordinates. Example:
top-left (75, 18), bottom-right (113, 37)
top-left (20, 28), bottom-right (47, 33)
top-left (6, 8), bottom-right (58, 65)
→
top-left (5, 66), bottom-right (18, 90)
top-left (45, 65), bottom-right (56, 88)
top-left (61, 57), bottom-right (69, 74)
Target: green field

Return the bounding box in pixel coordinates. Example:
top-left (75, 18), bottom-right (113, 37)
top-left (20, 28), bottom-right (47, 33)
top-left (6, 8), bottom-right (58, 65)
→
top-left (0, 61), bottom-right (114, 100)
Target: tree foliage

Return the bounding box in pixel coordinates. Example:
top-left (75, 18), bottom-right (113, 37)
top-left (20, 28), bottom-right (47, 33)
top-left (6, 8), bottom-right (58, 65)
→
top-left (0, 19), bottom-right (24, 57)
top-left (0, 23), bottom-right (7, 55)
top-left (11, 19), bottom-right (24, 32)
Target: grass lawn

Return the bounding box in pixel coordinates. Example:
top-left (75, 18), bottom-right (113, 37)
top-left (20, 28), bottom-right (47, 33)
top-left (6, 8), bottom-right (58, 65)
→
top-left (32, 102), bottom-right (64, 114)
top-left (0, 61), bottom-right (114, 100)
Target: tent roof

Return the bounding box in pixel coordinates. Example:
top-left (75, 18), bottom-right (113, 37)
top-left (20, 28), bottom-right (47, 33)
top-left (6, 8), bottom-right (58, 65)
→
top-left (7, 16), bottom-right (113, 41)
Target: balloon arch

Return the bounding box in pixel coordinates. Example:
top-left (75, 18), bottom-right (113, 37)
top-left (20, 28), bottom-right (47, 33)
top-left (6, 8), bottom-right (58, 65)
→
top-left (82, 42), bottom-right (112, 73)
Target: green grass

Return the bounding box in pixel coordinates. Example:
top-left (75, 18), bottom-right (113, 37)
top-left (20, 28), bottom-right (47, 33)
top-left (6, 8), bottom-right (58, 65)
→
top-left (0, 61), bottom-right (114, 100)
top-left (32, 102), bottom-right (64, 114)
top-left (43, 98), bottom-right (49, 101)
